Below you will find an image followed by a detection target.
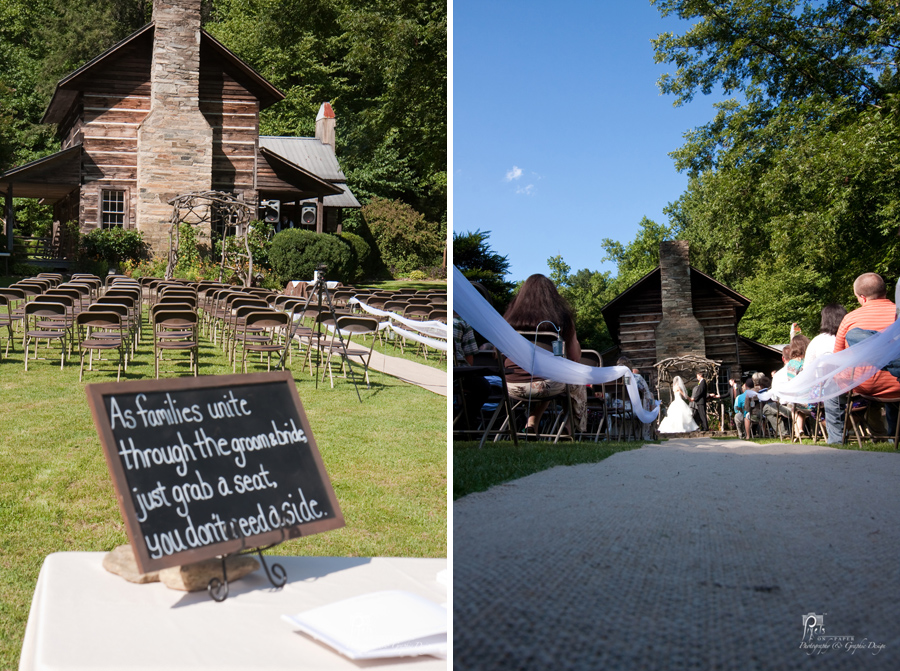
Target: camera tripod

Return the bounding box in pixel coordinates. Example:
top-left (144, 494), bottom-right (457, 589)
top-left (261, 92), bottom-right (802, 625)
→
top-left (278, 273), bottom-right (362, 402)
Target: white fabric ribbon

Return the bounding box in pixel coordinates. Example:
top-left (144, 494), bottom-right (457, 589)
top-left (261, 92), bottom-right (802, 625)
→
top-left (777, 315), bottom-right (900, 403)
top-left (452, 266), bottom-right (660, 423)
top-left (349, 298), bottom-right (448, 339)
top-left (389, 324), bottom-right (449, 352)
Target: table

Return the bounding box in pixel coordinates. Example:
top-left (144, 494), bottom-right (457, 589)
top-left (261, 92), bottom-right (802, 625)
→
top-left (19, 553), bottom-right (447, 671)
top-left (285, 281), bottom-right (341, 298)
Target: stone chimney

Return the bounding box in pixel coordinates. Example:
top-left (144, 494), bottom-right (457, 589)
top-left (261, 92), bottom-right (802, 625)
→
top-left (315, 102), bottom-right (336, 149)
top-left (136, 0), bottom-right (213, 252)
top-left (655, 241), bottom-right (706, 361)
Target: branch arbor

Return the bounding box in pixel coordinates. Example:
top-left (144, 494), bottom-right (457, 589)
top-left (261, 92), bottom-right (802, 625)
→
top-left (654, 355), bottom-right (721, 402)
top-left (165, 191), bottom-right (259, 287)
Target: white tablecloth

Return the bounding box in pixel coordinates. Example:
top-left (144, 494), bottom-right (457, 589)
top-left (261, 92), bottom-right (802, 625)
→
top-left (19, 553), bottom-right (447, 671)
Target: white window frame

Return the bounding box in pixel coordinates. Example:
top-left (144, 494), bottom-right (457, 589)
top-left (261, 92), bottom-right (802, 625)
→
top-left (100, 188), bottom-right (127, 229)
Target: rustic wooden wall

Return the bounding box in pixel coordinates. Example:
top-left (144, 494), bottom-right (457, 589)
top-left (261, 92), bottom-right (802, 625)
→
top-left (200, 54), bottom-right (259, 199)
top-left (59, 36), bottom-right (151, 232)
top-left (55, 32), bottom-right (266, 237)
top-left (614, 273), bottom-right (746, 388)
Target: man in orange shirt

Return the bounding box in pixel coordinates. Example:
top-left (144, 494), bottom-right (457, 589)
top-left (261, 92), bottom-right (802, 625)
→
top-left (834, 273), bottom-right (900, 435)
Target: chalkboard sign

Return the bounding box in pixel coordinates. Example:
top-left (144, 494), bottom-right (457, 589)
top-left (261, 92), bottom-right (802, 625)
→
top-left (86, 371), bottom-right (344, 574)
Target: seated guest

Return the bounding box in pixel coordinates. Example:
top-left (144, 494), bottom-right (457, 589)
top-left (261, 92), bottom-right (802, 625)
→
top-left (764, 350), bottom-right (792, 436)
top-left (503, 274), bottom-right (586, 434)
top-left (834, 273), bottom-right (900, 435)
top-left (786, 334), bottom-right (813, 436)
top-left (807, 304), bottom-right (847, 443)
top-left (453, 314), bottom-right (491, 431)
top-left (618, 357), bottom-right (655, 440)
top-left (734, 378), bottom-right (756, 439)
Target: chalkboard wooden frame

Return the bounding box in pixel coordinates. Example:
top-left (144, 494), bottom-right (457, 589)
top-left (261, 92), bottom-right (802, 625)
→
top-left (86, 371), bottom-right (344, 574)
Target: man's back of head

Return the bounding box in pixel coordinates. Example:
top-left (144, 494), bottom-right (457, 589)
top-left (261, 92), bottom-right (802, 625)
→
top-left (853, 273), bottom-right (886, 300)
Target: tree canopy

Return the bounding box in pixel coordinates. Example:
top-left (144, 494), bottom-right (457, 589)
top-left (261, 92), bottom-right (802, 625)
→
top-left (539, 2), bottom-right (900, 349)
top-left (453, 229), bottom-right (516, 310)
top-left (644, 0), bottom-right (900, 344)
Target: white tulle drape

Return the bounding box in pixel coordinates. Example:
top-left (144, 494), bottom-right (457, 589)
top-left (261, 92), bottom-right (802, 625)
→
top-left (453, 266), bottom-right (660, 423)
top-left (777, 315), bottom-right (900, 403)
top-left (778, 282), bottom-right (900, 403)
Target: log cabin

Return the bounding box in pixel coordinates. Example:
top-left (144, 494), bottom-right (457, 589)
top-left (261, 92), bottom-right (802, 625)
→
top-left (601, 241), bottom-right (783, 395)
top-left (0, 0), bottom-right (359, 259)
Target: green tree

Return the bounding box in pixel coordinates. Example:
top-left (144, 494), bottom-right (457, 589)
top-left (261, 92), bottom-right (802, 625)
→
top-left (600, 217), bottom-right (676, 294)
top-left (453, 229), bottom-right (515, 308)
top-left (546, 255), bottom-right (615, 353)
top-left (362, 196), bottom-right (442, 277)
top-left (205, 0), bottom-right (446, 223)
top-left (650, 0), bottom-right (900, 343)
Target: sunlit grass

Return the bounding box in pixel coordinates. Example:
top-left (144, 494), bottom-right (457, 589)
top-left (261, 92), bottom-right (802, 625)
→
top-left (453, 439), bottom-right (647, 500)
top-left (720, 435), bottom-right (900, 452)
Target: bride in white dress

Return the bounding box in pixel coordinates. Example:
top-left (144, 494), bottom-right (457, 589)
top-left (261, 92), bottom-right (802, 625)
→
top-left (658, 375), bottom-right (699, 433)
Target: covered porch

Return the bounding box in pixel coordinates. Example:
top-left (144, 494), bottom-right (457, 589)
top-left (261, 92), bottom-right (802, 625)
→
top-left (0, 145), bottom-right (82, 266)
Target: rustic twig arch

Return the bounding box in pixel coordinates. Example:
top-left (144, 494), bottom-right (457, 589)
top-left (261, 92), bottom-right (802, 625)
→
top-left (654, 355), bottom-right (722, 403)
top-left (165, 191), bottom-right (256, 286)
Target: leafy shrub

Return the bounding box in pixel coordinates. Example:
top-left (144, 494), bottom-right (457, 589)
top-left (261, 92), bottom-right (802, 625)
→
top-left (362, 197), bottom-right (443, 277)
top-left (268, 230), bottom-right (354, 285)
top-left (338, 232), bottom-right (372, 282)
top-left (122, 257), bottom-right (167, 279)
top-left (248, 220), bottom-right (274, 270)
top-left (80, 227), bottom-right (146, 268)
top-left (11, 262), bottom-right (43, 277)
top-left (406, 269), bottom-right (428, 281)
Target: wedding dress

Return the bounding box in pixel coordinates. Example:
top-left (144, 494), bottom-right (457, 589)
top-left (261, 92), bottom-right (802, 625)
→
top-left (658, 376), bottom-right (699, 433)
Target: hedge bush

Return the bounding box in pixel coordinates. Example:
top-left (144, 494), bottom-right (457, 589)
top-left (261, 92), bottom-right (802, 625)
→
top-left (339, 231), bottom-right (371, 282)
top-left (268, 229), bottom-right (354, 285)
top-left (80, 227), bottom-right (146, 268)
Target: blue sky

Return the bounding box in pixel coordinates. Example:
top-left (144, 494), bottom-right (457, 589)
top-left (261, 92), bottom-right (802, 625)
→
top-left (452, 0), bottom-right (728, 282)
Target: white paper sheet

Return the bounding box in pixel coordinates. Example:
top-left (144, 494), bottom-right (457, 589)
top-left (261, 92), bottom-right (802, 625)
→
top-left (282, 590), bottom-right (447, 660)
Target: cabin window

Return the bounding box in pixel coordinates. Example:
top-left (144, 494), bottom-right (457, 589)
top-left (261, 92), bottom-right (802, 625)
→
top-left (100, 189), bottom-right (126, 228)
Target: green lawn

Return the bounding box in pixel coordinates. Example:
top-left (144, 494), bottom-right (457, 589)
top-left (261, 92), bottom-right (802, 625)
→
top-left (0, 313), bottom-right (447, 669)
top-left (453, 439), bottom-right (646, 500)
top-left (714, 435), bottom-right (900, 452)
top-left (355, 279), bottom-right (446, 292)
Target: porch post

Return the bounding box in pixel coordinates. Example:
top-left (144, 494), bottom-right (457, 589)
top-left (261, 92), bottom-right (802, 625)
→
top-left (5, 185), bottom-right (13, 253)
top-left (316, 195), bottom-right (324, 234)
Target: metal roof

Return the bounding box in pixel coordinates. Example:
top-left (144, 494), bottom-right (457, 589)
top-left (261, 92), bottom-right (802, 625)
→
top-left (258, 137), bottom-right (347, 182)
top-left (258, 147), bottom-right (344, 198)
top-left (300, 182), bottom-right (361, 208)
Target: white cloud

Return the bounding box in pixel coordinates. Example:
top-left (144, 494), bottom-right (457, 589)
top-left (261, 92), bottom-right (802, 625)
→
top-left (505, 165), bottom-right (523, 182)
top-left (516, 184), bottom-right (535, 196)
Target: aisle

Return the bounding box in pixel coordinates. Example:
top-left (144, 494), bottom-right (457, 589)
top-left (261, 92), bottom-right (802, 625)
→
top-left (367, 350), bottom-right (447, 396)
top-left (454, 438), bottom-right (900, 669)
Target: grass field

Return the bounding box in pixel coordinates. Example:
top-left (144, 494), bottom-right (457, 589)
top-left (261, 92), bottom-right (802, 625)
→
top-left (453, 439), bottom-right (646, 499)
top-left (0, 301), bottom-right (447, 669)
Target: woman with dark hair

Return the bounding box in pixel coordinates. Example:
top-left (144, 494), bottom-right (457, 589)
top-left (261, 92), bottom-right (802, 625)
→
top-left (805, 303), bottom-right (847, 366)
top-left (503, 274), bottom-right (586, 434)
top-left (804, 303), bottom-right (847, 443)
